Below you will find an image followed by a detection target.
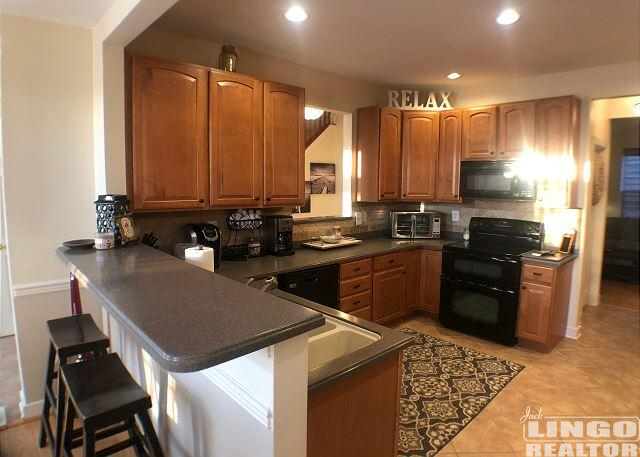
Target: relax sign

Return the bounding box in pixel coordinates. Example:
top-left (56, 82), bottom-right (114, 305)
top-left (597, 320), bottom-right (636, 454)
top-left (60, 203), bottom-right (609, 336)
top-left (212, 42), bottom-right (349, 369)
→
top-left (388, 90), bottom-right (453, 110)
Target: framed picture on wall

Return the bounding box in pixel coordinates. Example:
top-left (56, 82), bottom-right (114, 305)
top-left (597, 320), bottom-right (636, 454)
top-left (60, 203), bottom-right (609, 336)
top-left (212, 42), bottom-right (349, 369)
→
top-left (310, 163), bottom-right (336, 194)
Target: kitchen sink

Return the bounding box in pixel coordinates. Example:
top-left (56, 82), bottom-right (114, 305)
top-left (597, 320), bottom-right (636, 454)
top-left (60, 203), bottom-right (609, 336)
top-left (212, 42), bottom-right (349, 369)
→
top-left (307, 315), bottom-right (381, 371)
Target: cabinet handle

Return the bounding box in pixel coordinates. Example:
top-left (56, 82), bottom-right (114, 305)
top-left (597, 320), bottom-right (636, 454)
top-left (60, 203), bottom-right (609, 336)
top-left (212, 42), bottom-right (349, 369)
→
top-left (353, 301), bottom-right (361, 305)
top-left (389, 259), bottom-right (395, 263)
top-left (354, 284), bottom-right (361, 289)
top-left (532, 272), bottom-right (542, 276)
top-left (354, 267), bottom-right (361, 272)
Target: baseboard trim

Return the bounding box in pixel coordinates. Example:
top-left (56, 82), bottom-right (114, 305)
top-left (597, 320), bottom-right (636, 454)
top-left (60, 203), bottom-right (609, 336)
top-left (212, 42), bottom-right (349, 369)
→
top-left (13, 279), bottom-right (68, 298)
top-left (19, 395), bottom-right (43, 419)
top-left (565, 324), bottom-right (582, 339)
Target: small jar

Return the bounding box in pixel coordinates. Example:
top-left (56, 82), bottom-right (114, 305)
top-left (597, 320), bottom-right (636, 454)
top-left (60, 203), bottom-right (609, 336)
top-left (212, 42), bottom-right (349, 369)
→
top-left (248, 236), bottom-right (262, 257)
top-left (219, 45), bottom-right (238, 72)
top-left (95, 232), bottom-right (115, 250)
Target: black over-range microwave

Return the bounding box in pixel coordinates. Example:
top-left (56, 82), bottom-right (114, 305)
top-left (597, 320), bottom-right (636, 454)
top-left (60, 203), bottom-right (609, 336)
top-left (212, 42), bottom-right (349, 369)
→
top-left (460, 160), bottom-right (535, 201)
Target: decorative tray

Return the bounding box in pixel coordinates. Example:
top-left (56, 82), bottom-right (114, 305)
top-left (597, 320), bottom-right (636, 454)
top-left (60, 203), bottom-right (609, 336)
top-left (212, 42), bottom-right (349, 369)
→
top-left (301, 237), bottom-right (363, 250)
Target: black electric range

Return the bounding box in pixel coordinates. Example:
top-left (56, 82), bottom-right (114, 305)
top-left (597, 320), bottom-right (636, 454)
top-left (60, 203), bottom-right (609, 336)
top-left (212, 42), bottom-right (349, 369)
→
top-left (440, 217), bottom-right (544, 345)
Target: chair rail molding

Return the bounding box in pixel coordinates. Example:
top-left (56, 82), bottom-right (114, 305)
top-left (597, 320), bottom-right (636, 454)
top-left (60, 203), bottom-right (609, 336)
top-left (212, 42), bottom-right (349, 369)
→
top-left (12, 279), bottom-right (69, 297)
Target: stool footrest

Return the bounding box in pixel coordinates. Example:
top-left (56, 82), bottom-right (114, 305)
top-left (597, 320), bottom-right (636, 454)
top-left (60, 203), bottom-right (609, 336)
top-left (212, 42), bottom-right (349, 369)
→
top-left (96, 438), bottom-right (136, 457)
top-left (67, 422), bottom-right (129, 450)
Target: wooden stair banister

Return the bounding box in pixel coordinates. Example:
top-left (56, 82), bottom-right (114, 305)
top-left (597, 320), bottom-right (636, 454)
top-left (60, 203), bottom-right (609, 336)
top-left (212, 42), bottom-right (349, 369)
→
top-left (305, 111), bottom-right (334, 148)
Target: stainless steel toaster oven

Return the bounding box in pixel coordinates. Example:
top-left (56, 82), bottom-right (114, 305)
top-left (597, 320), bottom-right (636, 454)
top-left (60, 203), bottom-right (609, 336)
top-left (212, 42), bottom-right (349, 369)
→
top-left (391, 211), bottom-right (441, 239)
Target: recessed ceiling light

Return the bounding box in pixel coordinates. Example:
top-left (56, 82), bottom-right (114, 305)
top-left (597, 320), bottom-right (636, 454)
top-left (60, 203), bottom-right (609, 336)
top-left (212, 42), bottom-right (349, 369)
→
top-left (496, 9), bottom-right (520, 25)
top-left (447, 72), bottom-right (461, 80)
top-left (285, 5), bottom-right (307, 22)
top-left (304, 107), bottom-right (324, 120)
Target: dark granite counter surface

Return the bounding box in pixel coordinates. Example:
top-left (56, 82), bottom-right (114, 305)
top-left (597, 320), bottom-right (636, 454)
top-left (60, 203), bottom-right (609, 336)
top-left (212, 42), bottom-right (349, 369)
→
top-left (521, 251), bottom-right (579, 267)
top-left (56, 245), bottom-right (324, 373)
top-left (216, 237), bottom-right (455, 281)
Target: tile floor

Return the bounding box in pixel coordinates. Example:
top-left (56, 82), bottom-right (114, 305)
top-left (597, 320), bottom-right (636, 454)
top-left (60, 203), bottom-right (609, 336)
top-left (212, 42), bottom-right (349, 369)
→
top-left (1, 300), bottom-right (638, 456)
top-left (393, 302), bottom-right (640, 456)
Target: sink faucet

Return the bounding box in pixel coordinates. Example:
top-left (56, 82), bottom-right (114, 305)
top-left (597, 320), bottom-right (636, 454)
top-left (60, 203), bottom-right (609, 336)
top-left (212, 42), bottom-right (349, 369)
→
top-left (261, 276), bottom-right (278, 292)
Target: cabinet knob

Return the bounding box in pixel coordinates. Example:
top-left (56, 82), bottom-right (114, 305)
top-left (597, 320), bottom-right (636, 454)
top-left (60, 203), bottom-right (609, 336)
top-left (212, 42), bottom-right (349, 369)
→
top-left (454, 195), bottom-right (458, 198)
top-left (521, 285), bottom-right (527, 290)
top-left (266, 197), bottom-right (271, 202)
top-left (490, 151), bottom-right (496, 155)
top-left (198, 199), bottom-right (205, 204)
top-left (403, 193), bottom-right (407, 197)
top-left (255, 197), bottom-right (260, 201)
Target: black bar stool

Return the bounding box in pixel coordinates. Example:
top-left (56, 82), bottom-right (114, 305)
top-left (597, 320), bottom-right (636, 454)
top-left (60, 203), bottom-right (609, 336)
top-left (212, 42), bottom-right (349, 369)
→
top-left (60, 353), bottom-right (164, 457)
top-left (39, 314), bottom-right (110, 457)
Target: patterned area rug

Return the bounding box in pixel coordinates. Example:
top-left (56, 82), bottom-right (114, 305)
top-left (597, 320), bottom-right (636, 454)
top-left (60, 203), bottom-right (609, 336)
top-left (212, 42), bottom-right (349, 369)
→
top-left (398, 328), bottom-right (525, 456)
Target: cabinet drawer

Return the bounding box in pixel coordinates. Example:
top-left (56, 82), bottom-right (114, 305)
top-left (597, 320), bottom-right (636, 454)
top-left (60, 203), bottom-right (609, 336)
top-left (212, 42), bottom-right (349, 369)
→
top-left (340, 258), bottom-right (372, 280)
top-left (340, 291), bottom-right (372, 313)
top-left (374, 252), bottom-right (406, 272)
top-left (522, 264), bottom-right (554, 285)
top-left (349, 306), bottom-right (372, 321)
top-left (340, 275), bottom-right (371, 297)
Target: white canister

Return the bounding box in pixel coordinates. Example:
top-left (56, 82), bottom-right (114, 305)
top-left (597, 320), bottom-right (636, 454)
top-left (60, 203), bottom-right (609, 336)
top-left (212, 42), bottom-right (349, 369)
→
top-left (184, 245), bottom-right (215, 272)
top-left (95, 232), bottom-right (115, 250)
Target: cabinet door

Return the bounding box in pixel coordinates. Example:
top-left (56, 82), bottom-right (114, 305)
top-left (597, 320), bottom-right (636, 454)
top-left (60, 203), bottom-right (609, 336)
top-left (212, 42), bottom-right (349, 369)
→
top-left (436, 109), bottom-right (462, 202)
top-left (372, 267), bottom-right (406, 324)
top-left (498, 101), bottom-right (535, 159)
top-left (534, 96), bottom-right (580, 208)
top-left (209, 71), bottom-right (263, 207)
top-left (378, 107), bottom-right (402, 200)
top-left (130, 56), bottom-right (208, 210)
top-left (401, 112), bottom-right (439, 201)
top-left (405, 250), bottom-right (421, 313)
top-left (264, 82), bottom-right (305, 206)
top-left (517, 282), bottom-right (552, 343)
top-left (462, 106), bottom-right (497, 160)
top-left (419, 249), bottom-right (442, 314)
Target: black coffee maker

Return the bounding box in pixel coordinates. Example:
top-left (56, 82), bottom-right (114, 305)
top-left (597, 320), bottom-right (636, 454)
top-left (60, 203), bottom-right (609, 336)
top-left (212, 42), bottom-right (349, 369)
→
top-left (184, 223), bottom-right (222, 268)
top-left (264, 216), bottom-right (295, 256)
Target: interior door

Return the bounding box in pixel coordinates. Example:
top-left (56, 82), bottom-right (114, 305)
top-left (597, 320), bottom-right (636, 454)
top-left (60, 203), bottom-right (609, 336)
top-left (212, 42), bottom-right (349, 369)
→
top-left (498, 101), bottom-right (535, 159)
top-left (209, 71), bottom-right (263, 207)
top-left (462, 106), bottom-right (497, 160)
top-left (378, 107), bottom-right (401, 200)
top-left (401, 111), bottom-right (439, 201)
top-left (436, 109), bottom-right (462, 202)
top-left (130, 55), bottom-right (208, 210)
top-left (264, 81), bottom-right (305, 206)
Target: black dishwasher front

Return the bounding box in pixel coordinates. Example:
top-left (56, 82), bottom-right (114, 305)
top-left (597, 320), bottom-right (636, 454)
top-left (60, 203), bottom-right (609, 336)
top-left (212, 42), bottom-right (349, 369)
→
top-left (277, 264), bottom-right (339, 309)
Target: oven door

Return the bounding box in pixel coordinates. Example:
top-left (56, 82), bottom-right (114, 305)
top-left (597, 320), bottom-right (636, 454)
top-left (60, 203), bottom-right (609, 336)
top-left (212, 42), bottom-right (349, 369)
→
top-left (392, 213), bottom-right (414, 238)
top-left (439, 278), bottom-right (518, 345)
top-left (460, 161), bottom-right (534, 200)
top-left (442, 251), bottom-right (521, 290)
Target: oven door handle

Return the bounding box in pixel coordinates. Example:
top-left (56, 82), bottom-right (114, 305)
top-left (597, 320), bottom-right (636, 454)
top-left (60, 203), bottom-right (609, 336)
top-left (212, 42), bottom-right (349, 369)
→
top-left (488, 256), bottom-right (518, 264)
top-left (445, 250), bottom-right (519, 265)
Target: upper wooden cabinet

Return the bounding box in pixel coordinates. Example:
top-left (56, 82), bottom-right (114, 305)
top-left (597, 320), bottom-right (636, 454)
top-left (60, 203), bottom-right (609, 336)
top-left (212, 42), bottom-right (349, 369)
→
top-left (209, 71), bottom-right (263, 207)
top-left (263, 81), bottom-right (305, 206)
top-left (498, 101), bottom-right (535, 159)
top-left (129, 56), bottom-right (208, 211)
top-left (462, 106), bottom-right (498, 160)
top-left (401, 111), bottom-right (439, 201)
top-left (356, 106), bottom-right (401, 202)
top-left (435, 109), bottom-right (462, 202)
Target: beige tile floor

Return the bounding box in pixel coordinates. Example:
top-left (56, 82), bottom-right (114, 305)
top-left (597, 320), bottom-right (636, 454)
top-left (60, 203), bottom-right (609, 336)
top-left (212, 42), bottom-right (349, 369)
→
top-left (1, 302), bottom-right (638, 456)
top-left (393, 303), bottom-right (640, 456)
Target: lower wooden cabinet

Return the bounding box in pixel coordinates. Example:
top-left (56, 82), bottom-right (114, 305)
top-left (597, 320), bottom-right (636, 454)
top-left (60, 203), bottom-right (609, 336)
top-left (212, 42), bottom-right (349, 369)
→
top-left (307, 353), bottom-right (401, 457)
top-left (517, 261), bottom-right (574, 351)
top-left (372, 267), bottom-right (406, 324)
top-left (419, 249), bottom-right (442, 314)
top-left (405, 250), bottom-right (421, 312)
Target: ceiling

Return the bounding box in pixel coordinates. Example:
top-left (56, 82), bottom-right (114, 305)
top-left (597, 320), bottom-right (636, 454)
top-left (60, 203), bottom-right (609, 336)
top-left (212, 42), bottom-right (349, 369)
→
top-left (1, 0), bottom-right (115, 28)
top-left (153, 0), bottom-right (640, 86)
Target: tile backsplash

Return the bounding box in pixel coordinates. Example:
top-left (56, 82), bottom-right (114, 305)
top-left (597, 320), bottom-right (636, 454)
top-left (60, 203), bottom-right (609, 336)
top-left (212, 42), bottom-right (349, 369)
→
top-left (133, 199), bottom-right (581, 254)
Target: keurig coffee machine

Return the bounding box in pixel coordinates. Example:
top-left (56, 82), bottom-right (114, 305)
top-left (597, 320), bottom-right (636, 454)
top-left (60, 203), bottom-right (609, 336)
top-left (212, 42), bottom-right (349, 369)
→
top-left (264, 216), bottom-right (295, 256)
top-left (184, 223), bottom-right (222, 267)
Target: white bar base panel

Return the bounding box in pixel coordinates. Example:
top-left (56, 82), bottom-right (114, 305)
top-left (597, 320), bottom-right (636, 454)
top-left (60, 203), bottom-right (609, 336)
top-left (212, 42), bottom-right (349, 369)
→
top-left (101, 307), bottom-right (309, 457)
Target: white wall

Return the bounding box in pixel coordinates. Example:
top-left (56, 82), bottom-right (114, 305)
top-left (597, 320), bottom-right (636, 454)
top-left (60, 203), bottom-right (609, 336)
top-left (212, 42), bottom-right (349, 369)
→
top-left (0, 14), bottom-right (100, 414)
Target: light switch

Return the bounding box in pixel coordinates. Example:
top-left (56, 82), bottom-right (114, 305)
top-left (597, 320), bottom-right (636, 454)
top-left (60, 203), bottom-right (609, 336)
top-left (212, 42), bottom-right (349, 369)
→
top-left (354, 212), bottom-right (363, 226)
top-left (451, 210), bottom-right (460, 222)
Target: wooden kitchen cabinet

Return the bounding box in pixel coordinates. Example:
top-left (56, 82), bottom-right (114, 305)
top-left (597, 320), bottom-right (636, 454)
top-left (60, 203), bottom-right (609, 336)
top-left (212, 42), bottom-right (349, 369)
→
top-left (405, 249), bottom-right (421, 312)
top-left (356, 106), bottom-right (401, 202)
top-left (435, 109), bottom-right (462, 202)
top-left (307, 353), bottom-right (401, 457)
top-left (339, 258), bottom-right (373, 320)
top-left (129, 55), bottom-right (208, 210)
top-left (401, 111), bottom-right (439, 201)
top-left (462, 106), bottom-right (498, 160)
top-left (517, 260), bottom-right (574, 351)
top-left (373, 267), bottom-right (406, 324)
top-left (534, 96), bottom-right (580, 208)
top-left (209, 71), bottom-right (263, 207)
top-left (263, 81), bottom-right (305, 206)
top-left (498, 101), bottom-right (535, 159)
top-left (419, 249), bottom-right (442, 314)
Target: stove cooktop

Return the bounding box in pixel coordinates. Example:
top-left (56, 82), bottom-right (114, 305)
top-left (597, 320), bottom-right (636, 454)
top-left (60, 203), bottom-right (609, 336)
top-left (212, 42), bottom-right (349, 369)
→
top-left (444, 240), bottom-right (533, 259)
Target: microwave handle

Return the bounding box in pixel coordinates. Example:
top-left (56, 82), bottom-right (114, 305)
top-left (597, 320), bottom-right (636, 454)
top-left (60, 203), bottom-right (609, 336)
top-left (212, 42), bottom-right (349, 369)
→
top-left (411, 214), bottom-right (416, 239)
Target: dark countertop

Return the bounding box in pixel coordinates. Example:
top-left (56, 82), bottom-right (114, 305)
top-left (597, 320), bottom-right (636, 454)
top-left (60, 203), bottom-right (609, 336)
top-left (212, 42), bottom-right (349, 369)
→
top-left (56, 245), bottom-right (324, 373)
top-left (521, 251), bottom-right (579, 267)
top-left (268, 290), bottom-right (413, 393)
top-left (216, 237), bottom-right (454, 281)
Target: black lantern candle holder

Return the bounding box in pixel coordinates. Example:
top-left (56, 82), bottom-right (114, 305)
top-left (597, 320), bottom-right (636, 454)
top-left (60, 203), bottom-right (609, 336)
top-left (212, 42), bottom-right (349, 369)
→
top-left (94, 194), bottom-right (130, 245)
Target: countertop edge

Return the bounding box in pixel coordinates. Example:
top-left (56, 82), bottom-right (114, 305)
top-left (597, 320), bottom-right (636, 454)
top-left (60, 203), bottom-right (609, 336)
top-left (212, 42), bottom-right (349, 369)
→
top-left (521, 252), bottom-right (579, 268)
